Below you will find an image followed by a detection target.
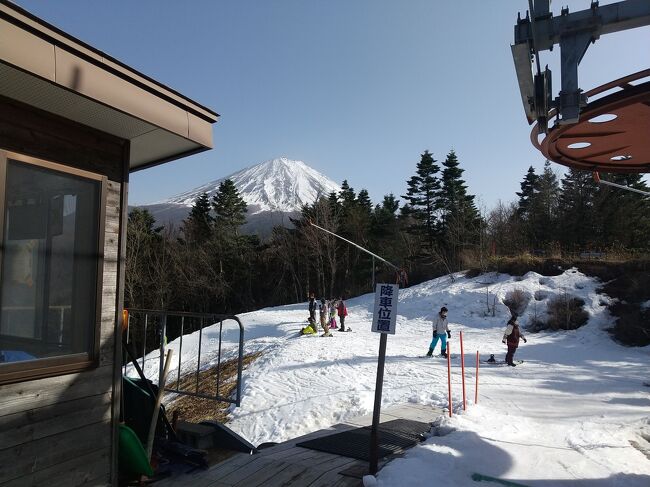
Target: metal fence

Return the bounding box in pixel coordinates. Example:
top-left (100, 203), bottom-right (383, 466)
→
top-left (124, 309), bottom-right (244, 407)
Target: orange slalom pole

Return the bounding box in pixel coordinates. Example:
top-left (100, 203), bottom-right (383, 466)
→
top-left (460, 331), bottom-right (466, 411)
top-left (447, 340), bottom-right (452, 417)
top-left (475, 350), bottom-right (480, 404)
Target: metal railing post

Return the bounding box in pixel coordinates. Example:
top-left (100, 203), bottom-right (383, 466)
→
top-left (159, 313), bottom-right (167, 390)
top-left (124, 309), bottom-right (245, 406)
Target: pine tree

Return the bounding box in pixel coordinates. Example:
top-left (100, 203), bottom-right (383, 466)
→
top-left (558, 168), bottom-right (600, 248)
top-left (183, 192), bottom-right (213, 243)
top-left (517, 166), bottom-right (539, 219)
top-left (339, 180), bottom-right (356, 207)
top-left (401, 150), bottom-right (442, 252)
top-left (437, 150), bottom-right (480, 268)
top-left (371, 195), bottom-right (400, 241)
top-left (596, 173), bottom-right (650, 248)
top-left (439, 150), bottom-right (479, 229)
top-left (529, 161), bottom-right (560, 246)
top-left (357, 189), bottom-right (373, 216)
top-left (212, 179), bottom-right (248, 231)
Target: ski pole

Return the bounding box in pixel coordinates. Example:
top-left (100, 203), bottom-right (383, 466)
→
top-left (447, 341), bottom-right (452, 417)
top-left (460, 331), bottom-right (466, 411)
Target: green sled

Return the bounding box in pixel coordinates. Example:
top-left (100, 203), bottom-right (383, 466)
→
top-left (119, 423), bottom-right (154, 477)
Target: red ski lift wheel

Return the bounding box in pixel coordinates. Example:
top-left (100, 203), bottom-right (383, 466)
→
top-left (533, 69), bottom-right (650, 173)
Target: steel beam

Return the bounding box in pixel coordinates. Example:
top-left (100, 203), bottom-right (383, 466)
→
top-left (512, 0), bottom-right (650, 126)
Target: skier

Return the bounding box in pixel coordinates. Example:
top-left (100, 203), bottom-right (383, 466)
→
top-left (319, 298), bottom-right (331, 337)
top-left (426, 306), bottom-right (451, 357)
top-left (502, 315), bottom-right (527, 366)
top-left (308, 292), bottom-right (318, 329)
top-left (336, 296), bottom-right (348, 332)
top-left (328, 299), bottom-right (338, 329)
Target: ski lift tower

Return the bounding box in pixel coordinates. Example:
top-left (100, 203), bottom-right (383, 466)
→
top-left (512, 0), bottom-right (650, 174)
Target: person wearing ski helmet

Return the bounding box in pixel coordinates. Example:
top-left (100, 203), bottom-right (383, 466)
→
top-left (426, 306), bottom-right (451, 357)
top-left (502, 314), bottom-right (527, 366)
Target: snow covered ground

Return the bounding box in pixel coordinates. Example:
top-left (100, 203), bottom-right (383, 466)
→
top-left (133, 269), bottom-right (650, 486)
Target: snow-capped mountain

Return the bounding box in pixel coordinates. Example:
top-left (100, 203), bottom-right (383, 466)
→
top-left (138, 157), bottom-right (342, 236)
top-left (157, 157), bottom-right (341, 215)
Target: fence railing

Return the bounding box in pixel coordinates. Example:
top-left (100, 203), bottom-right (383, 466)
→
top-left (124, 309), bottom-right (244, 407)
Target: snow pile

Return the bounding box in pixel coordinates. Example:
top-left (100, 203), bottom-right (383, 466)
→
top-left (131, 269), bottom-right (650, 485)
top-left (157, 157), bottom-right (341, 214)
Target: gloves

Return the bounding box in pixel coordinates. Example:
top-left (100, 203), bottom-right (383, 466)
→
top-left (447, 330), bottom-right (451, 339)
top-left (502, 339), bottom-right (506, 344)
top-left (523, 337), bottom-right (527, 343)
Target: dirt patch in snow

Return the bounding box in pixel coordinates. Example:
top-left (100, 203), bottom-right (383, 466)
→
top-left (166, 352), bottom-right (263, 424)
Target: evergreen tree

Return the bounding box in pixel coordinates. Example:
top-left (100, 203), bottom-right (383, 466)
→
top-left (327, 190), bottom-right (340, 212)
top-left (339, 180), bottom-right (356, 207)
top-left (439, 150), bottom-right (480, 232)
top-left (558, 168), bottom-right (600, 248)
top-left (529, 161), bottom-right (560, 245)
top-left (357, 189), bottom-right (373, 216)
top-left (596, 173), bottom-right (650, 248)
top-left (183, 192), bottom-right (213, 243)
top-left (517, 166), bottom-right (539, 219)
top-left (401, 150), bottom-right (442, 252)
top-left (371, 195), bottom-right (401, 245)
top-left (436, 150), bottom-right (481, 268)
top-left (212, 179), bottom-right (248, 231)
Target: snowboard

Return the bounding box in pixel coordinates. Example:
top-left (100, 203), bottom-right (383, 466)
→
top-left (480, 359), bottom-right (524, 366)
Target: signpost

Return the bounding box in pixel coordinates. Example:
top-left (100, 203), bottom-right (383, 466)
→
top-left (369, 283), bottom-right (398, 475)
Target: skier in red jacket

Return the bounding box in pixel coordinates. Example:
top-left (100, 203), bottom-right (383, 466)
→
top-left (336, 297), bottom-right (348, 332)
top-left (502, 315), bottom-right (527, 366)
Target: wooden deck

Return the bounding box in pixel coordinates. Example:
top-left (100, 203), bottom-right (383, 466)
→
top-left (158, 403), bottom-right (443, 487)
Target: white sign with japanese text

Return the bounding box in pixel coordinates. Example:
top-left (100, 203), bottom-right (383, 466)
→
top-left (371, 283), bottom-right (398, 334)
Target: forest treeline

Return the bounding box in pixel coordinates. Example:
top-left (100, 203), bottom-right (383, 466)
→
top-left (125, 150), bottom-right (650, 315)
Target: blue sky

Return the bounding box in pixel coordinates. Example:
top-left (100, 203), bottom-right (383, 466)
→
top-left (14, 1), bottom-right (650, 209)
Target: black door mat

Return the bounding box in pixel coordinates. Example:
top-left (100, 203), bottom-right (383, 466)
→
top-left (295, 419), bottom-right (431, 461)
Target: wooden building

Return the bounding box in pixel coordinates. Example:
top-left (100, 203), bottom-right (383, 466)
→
top-left (0, 2), bottom-right (218, 485)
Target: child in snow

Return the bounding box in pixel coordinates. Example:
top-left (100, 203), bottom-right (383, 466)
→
top-left (502, 315), bottom-right (527, 366)
top-left (427, 306), bottom-right (451, 357)
top-left (337, 296), bottom-right (348, 332)
top-left (300, 316), bottom-right (318, 335)
top-left (319, 298), bottom-right (331, 337)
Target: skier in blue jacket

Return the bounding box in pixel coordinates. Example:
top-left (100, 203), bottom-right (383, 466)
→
top-left (426, 307), bottom-right (451, 357)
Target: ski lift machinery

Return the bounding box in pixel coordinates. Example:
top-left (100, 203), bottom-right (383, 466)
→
top-left (511, 0), bottom-right (650, 195)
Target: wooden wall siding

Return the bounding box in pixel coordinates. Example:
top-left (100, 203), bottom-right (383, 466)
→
top-left (0, 103), bottom-right (125, 486)
top-left (0, 95), bottom-right (126, 182)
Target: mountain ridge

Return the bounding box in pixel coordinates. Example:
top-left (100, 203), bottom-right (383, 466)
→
top-left (138, 157), bottom-right (342, 235)
top-left (154, 157), bottom-right (341, 215)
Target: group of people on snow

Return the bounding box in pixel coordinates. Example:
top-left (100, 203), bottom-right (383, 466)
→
top-left (303, 291), bottom-right (528, 364)
top-left (425, 306), bottom-right (527, 366)
top-left (302, 292), bottom-right (348, 337)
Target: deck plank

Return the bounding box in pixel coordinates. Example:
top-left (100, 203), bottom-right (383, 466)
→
top-left (157, 403), bottom-right (442, 486)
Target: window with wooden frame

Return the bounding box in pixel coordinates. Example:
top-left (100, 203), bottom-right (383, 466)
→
top-left (0, 150), bottom-right (106, 384)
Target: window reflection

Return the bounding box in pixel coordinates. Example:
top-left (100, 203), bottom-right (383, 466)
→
top-left (0, 160), bottom-right (100, 364)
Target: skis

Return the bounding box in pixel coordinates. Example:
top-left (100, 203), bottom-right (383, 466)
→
top-left (420, 354), bottom-right (458, 359)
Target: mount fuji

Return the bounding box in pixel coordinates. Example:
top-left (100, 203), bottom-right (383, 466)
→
top-left (138, 157), bottom-right (342, 235)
